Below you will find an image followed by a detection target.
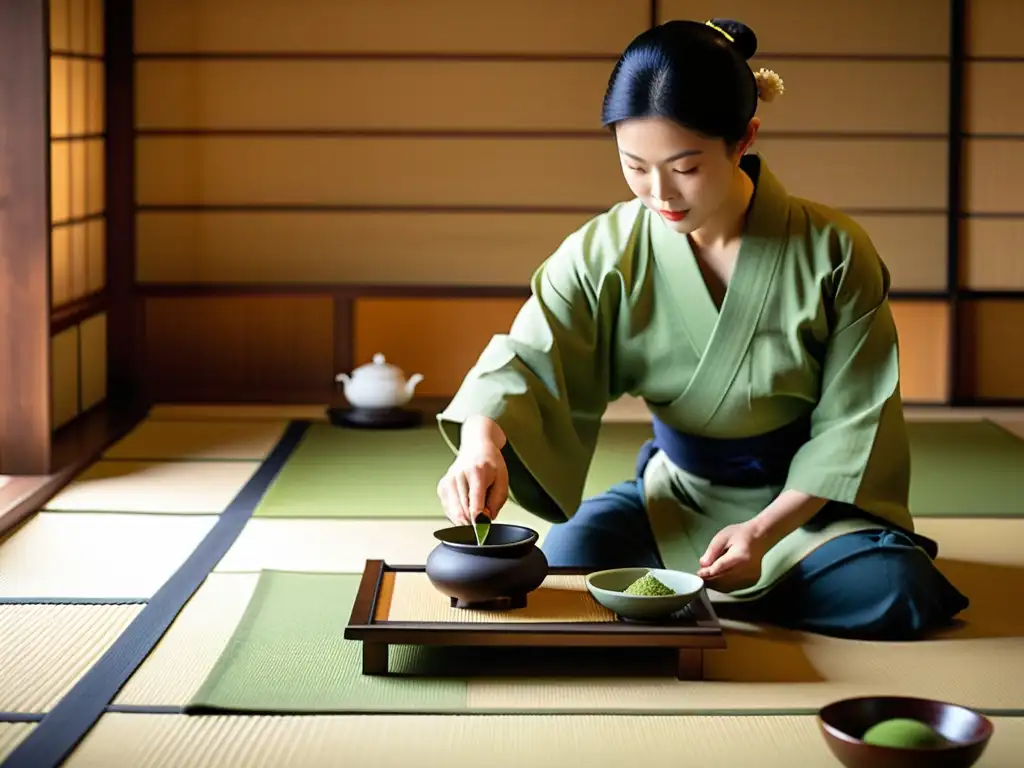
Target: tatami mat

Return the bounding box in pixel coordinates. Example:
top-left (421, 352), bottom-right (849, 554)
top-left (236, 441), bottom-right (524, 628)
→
top-left (114, 573), bottom-right (260, 707)
top-left (212, 507), bottom-right (551, 574)
top-left (465, 635), bottom-right (1023, 714)
top-left (119, 518), bottom-right (1024, 712)
top-left (43, 460), bottom-right (261, 514)
top-left (103, 419), bottom-right (288, 461)
top-left (5, 407), bottom-right (1023, 767)
top-left (0, 604), bottom-right (141, 712)
top-left (213, 518), bottom-right (446, 573)
top-left (0, 724), bottom-right (35, 763)
top-left (63, 713), bottom-right (1024, 768)
top-left (0, 512), bottom-right (217, 598)
top-left (996, 418), bottom-right (1024, 440)
top-left (146, 404), bottom-right (329, 422)
top-left (915, 517), bottom-right (1023, 566)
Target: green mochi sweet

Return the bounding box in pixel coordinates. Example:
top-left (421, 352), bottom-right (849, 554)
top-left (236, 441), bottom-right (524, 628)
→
top-left (862, 718), bottom-right (949, 749)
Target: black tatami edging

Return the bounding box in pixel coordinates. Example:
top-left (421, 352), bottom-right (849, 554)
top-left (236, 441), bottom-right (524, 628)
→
top-left (0, 597), bottom-right (149, 605)
top-left (0, 714), bottom-right (43, 724)
top-left (105, 705), bottom-right (185, 715)
top-left (0, 420), bottom-right (311, 768)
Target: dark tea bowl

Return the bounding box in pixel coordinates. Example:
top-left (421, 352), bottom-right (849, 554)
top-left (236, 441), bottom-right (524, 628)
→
top-left (818, 695), bottom-right (993, 768)
top-left (425, 523), bottom-right (548, 610)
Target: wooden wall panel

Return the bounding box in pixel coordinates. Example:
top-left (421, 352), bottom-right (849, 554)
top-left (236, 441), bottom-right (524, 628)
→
top-left (965, 63), bottom-right (1024, 135)
top-left (134, 210), bottom-right (950, 292)
top-left (135, 60), bottom-right (613, 132)
top-left (347, 299), bottom-right (949, 402)
top-left (858, 214), bottom-right (947, 291)
top-left (961, 301), bottom-right (1024, 400)
top-left (134, 58), bottom-right (949, 135)
top-left (51, 327), bottom-right (80, 430)
top-left (136, 211), bottom-right (589, 285)
top-left (135, 136), bottom-right (627, 209)
top-left (964, 140), bottom-right (1024, 214)
top-left (963, 219), bottom-right (1024, 290)
top-left (961, 1), bottom-right (1024, 401)
top-left (658, 0), bottom-right (949, 56)
top-left (46, 310), bottom-right (109, 428)
top-left (135, 135), bottom-right (948, 212)
top-left (890, 301), bottom-right (950, 403)
top-left (352, 298), bottom-right (526, 398)
top-left (126, 0), bottom-right (991, 407)
top-left (79, 311), bottom-right (107, 411)
top-left (967, 0), bottom-right (1024, 57)
top-left (751, 60), bottom-right (948, 135)
top-left (134, 0), bottom-right (649, 55)
top-left (144, 296), bottom-right (335, 401)
top-left (753, 138), bottom-right (947, 211)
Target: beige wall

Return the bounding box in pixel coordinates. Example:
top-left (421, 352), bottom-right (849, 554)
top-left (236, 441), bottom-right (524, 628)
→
top-left (50, 0), bottom-right (108, 429)
top-left (131, 0), bottom-right (1022, 404)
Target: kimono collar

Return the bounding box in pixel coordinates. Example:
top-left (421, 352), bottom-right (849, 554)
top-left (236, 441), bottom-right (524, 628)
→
top-left (738, 153), bottom-right (792, 241)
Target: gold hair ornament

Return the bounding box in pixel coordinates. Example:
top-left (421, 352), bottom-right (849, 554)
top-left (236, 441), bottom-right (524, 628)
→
top-left (753, 68), bottom-right (785, 101)
top-left (704, 20), bottom-right (785, 101)
top-left (704, 20), bottom-right (734, 42)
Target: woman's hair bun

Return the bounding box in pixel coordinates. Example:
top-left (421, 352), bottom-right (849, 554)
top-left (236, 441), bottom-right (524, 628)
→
top-left (707, 18), bottom-right (757, 60)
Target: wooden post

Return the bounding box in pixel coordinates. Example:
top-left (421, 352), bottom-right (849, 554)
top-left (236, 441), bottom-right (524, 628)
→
top-left (0, 0), bottom-right (52, 475)
top-left (105, 0), bottom-right (142, 406)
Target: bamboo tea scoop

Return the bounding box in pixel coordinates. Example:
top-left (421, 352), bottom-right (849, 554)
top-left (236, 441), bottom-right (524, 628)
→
top-left (472, 511), bottom-right (491, 545)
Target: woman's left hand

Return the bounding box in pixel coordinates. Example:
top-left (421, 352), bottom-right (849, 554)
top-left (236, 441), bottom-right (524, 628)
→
top-left (696, 521), bottom-right (769, 592)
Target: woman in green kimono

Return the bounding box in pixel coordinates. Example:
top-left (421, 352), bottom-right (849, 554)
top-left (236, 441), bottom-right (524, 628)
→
top-left (435, 18), bottom-right (969, 640)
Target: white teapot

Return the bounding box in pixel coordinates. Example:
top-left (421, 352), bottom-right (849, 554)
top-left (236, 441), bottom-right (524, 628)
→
top-left (335, 353), bottom-right (424, 410)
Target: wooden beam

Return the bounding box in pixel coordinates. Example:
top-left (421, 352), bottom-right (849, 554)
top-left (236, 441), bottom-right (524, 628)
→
top-left (105, 0), bottom-right (143, 406)
top-left (0, 0), bottom-right (51, 475)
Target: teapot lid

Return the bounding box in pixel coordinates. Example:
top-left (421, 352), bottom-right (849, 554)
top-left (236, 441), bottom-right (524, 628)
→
top-left (353, 353), bottom-right (403, 379)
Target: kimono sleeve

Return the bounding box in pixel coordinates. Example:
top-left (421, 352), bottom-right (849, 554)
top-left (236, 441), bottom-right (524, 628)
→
top-left (436, 225), bottom-right (623, 524)
top-left (783, 225), bottom-right (912, 521)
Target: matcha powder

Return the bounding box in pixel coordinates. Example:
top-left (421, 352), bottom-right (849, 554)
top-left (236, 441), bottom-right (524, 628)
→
top-left (623, 572), bottom-right (675, 596)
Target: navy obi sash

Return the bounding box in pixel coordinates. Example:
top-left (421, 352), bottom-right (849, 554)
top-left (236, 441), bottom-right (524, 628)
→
top-left (638, 414), bottom-right (812, 488)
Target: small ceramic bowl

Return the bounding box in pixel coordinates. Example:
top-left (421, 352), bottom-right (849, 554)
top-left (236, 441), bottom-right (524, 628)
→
top-left (818, 695), bottom-right (994, 768)
top-left (584, 567), bottom-right (704, 621)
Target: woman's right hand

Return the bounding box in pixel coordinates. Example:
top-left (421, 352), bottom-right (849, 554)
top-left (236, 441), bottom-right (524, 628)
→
top-left (437, 417), bottom-right (510, 526)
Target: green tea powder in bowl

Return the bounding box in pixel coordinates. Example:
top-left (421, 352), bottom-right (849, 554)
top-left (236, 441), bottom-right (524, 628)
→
top-left (623, 572), bottom-right (676, 597)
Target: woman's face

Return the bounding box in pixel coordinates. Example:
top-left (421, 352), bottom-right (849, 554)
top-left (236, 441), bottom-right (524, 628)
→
top-left (614, 116), bottom-right (758, 234)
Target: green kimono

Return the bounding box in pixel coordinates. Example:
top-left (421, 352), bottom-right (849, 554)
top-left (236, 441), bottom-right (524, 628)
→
top-left (437, 154), bottom-right (915, 599)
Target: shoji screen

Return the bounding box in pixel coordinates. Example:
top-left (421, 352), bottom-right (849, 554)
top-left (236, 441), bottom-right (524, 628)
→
top-left (49, 0), bottom-right (108, 429)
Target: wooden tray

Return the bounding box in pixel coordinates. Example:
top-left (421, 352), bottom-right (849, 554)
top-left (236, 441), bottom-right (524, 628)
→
top-left (344, 560), bottom-right (727, 681)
